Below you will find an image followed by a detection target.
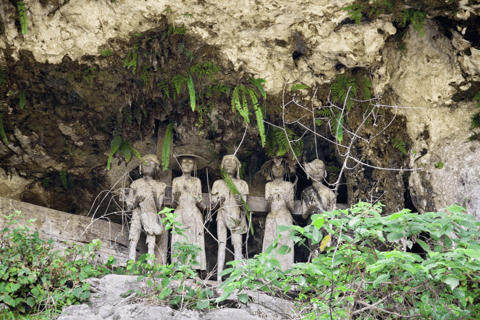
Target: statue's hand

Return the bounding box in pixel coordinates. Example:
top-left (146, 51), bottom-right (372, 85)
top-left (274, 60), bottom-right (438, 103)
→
top-left (267, 195), bottom-right (274, 203)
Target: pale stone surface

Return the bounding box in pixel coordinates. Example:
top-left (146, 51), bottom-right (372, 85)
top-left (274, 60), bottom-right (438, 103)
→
top-left (0, 196), bottom-right (145, 264)
top-left (0, 0), bottom-right (395, 94)
top-left (58, 274), bottom-right (284, 320)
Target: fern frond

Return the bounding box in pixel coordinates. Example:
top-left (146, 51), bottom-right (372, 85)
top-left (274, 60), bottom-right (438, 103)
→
top-left (333, 113), bottom-right (344, 143)
top-left (187, 74), bottom-right (196, 111)
top-left (171, 75), bottom-right (187, 95)
top-left (124, 46), bottom-right (138, 74)
top-left (59, 170), bottom-right (68, 189)
top-left (275, 128), bottom-right (290, 157)
top-left (162, 123), bottom-right (173, 171)
top-left (247, 88), bottom-right (265, 147)
top-left (342, 4), bottom-right (362, 25)
top-left (240, 89), bottom-right (250, 124)
top-left (19, 90), bottom-right (25, 110)
top-left (17, 1), bottom-right (28, 35)
top-left (392, 138), bottom-right (408, 155)
top-left (232, 86), bottom-right (242, 113)
top-left (249, 77), bottom-right (267, 99)
top-left (158, 80), bottom-right (170, 99)
top-left (220, 168), bottom-right (254, 235)
top-left (291, 83), bottom-right (309, 91)
top-left (107, 135), bottom-right (123, 170)
top-left (0, 113), bottom-right (7, 144)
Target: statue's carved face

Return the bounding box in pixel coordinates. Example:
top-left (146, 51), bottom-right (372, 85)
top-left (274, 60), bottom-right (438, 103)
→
top-left (223, 158), bottom-right (238, 174)
top-left (272, 162), bottom-right (284, 178)
top-left (141, 158), bottom-right (157, 176)
top-left (180, 157), bottom-right (194, 174)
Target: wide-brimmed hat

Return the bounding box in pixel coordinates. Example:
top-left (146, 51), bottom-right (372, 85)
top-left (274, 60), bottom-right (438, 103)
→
top-left (169, 145), bottom-right (210, 171)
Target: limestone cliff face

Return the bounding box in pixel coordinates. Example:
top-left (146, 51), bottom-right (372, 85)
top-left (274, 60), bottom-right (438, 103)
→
top-left (0, 0), bottom-right (479, 218)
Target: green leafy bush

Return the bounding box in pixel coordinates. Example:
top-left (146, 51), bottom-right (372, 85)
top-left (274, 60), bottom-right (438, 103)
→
top-left (219, 202), bottom-right (480, 319)
top-left (123, 208), bottom-right (214, 310)
top-left (0, 212), bottom-right (113, 314)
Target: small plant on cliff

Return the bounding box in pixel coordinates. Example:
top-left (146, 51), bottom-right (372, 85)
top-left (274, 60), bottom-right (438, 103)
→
top-left (161, 123), bottom-right (173, 171)
top-left (17, 1), bottom-right (28, 35)
top-left (0, 211), bottom-right (113, 315)
top-left (124, 45), bottom-right (138, 74)
top-left (392, 137), bottom-right (408, 155)
top-left (468, 91), bottom-right (480, 141)
top-left (0, 113), bottom-right (7, 144)
top-left (107, 135), bottom-right (142, 170)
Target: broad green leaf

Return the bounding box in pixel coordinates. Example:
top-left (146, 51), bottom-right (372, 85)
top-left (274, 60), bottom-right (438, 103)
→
top-left (219, 268), bottom-right (235, 276)
top-left (349, 216), bottom-right (360, 227)
top-left (187, 74), bottom-right (196, 111)
top-left (277, 245), bottom-right (291, 255)
top-left (291, 83), bottom-right (309, 90)
top-left (3, 295), bottom-right (16, 307)
top-left (442, 275), bottom-right (459, 290)
top-left (313, 218), bottom-right (325, 229)
top-left (277, 225), bottom-right (290, 232)
top-left (295, 276), bottom-right (306, 286)
top-left (401, 263), bottom-right (417, 274)
top-left (238, 293), bottom-right (248, 304)
top-left (390, 212), bottom-right (404, 220)
top-left (312, 227), bottom-right (322, 244)
top-left (196, 300), bottom-right (209, 309)
top-left (373, 274), bottom-right (390, 287)
top-left (416, 239), bottom-right (431, 252)
top-left (464, 249), bottom-right (480, 260)
top-left (387, 232), bottom-right (404, 242)
top-left (335, 113), bottom-right (343, 143)
top-left (26, 297), bottom-right (35, 307)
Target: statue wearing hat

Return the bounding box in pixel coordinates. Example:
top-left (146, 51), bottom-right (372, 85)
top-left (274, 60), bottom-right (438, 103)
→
top-left (122, 154), bottom-right (167, 264)
top-left (170, 153), bottom-right (208, 271)
top-left (301, 159), bottom-right (336, 258)
top-left (211, 154), bottom-right (249, 282)
top-left (260, 157), bottom-right (296, 271)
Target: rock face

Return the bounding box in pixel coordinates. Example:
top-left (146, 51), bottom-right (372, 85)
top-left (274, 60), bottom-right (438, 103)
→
top-left (57, 274), bottom-right (293, 320)
top-left (0, 0), bottom-right (479, 218)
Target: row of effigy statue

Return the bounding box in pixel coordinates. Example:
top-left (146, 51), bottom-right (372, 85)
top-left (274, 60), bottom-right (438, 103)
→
top-left (121, 153), bottom-right (335, 281)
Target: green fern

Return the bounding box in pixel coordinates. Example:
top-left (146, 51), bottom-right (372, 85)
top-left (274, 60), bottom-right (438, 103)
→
top-left (171, 75), bottom-right (187, 96)
top-left (187, 74), bottom-right (196, 111)
top-left (17, 1), bottom-right (28, 34)
top-left (207, 84), bottom-right (231, 98)
top-left (158, 80), bottom-right (170, 98)
top-left (399, 9), bottom-right (426, 37)
top-left (266, 127), bottom-right (303, 158)
top-left (220, 168), bottom-right (254, 235)
top-left (342, 4), bottom-right (363, 25)
top-left (331, 75), bottom-right (357, 111)
top-left (134, 108), bottom-right (142, 126)
top-left (0, 113), bottom-right (7, 144)
top-left (107, 135), bottom-right (141, 170)
top-left (140, 66), bottom-right (149, 86)
top-left (249, 77), bottom-right (267, 99)
top-left (162, 123), bottom-right (173, 171)
top-left (189, 63), bottom-right (221, 81)
top-left (178, 43), bottom-right (185, 54)
top-left (59, 170), bottom-right (68, 189)
top-left (101, 49), bottom-right (113, 56)
top-left (122, 106), bottom-right (132, 124)
top-left (333, 113), bottom-right (344, 144)
top-left (392, 138), bottom-right (408, 155)
top-left (184, 49), bottom-right (194, 61)
top-left (124, 46), bottom-right (138, 74)
top-left (0, 68), bottom-right (6, 86)
top-left (291, 83), bottom-right (309, 91)
top-left (19, 90), bottom-right (25, 110)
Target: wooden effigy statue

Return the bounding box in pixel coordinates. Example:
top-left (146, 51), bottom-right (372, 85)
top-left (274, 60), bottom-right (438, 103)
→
top-left (261, 157), bottom-right (296, 270)
top-left (171, 155), bottom-right (207, 271)
top-left (121, 154), bottom-right (167, 264)
top-left (301, 159), bottom-right (336, 258)
top-left (211, 154), bottom-right (249, 281)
